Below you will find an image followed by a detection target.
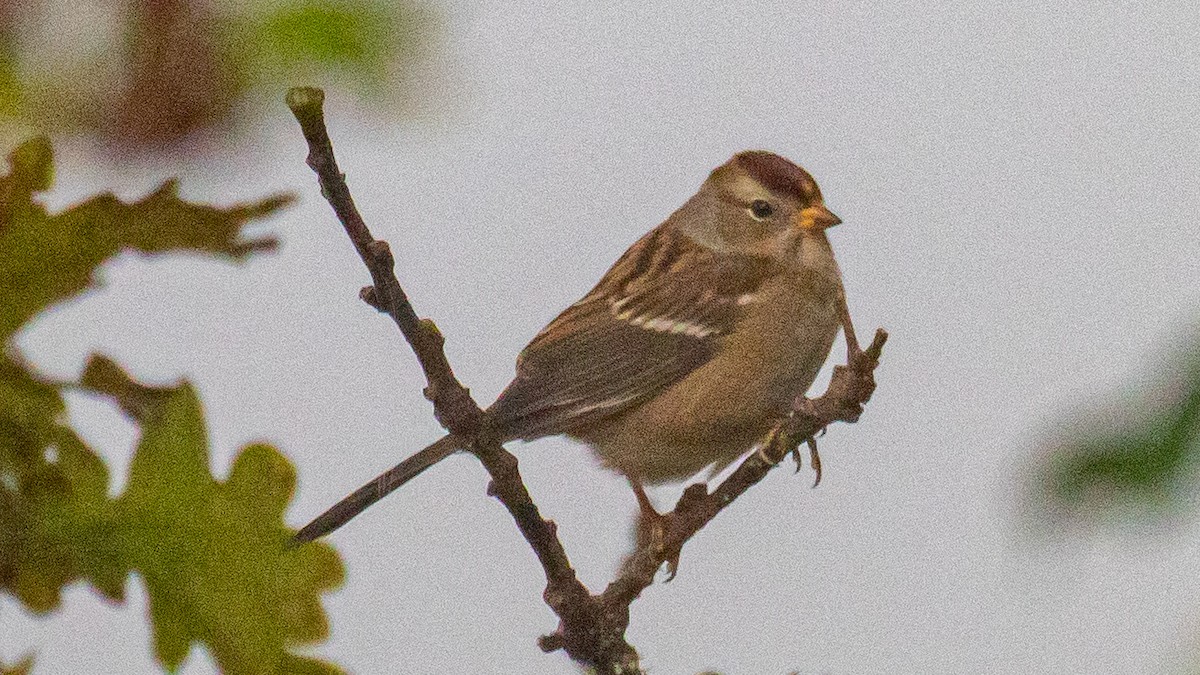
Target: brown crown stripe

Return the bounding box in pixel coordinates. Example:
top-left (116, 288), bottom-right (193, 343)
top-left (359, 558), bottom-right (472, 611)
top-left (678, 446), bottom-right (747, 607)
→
top-left (733, 151), bottom-right (820, 203)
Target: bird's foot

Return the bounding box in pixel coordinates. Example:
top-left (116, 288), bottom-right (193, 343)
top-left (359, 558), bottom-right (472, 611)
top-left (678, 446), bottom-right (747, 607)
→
top-left (756, 415), bottom-right (825, 488)
top-left (630, 480), bottom-right (684, 581)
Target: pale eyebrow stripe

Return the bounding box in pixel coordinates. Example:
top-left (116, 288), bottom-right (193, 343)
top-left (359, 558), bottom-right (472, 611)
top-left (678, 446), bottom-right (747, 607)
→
top-left (727, 174), bottom-right (771, 204)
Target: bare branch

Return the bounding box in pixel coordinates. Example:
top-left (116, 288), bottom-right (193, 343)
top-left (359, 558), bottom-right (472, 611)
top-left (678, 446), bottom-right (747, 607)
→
top-left (285, 85), bottom-right (612, 665)
top-left (284, 87), bottom-right (479, 434)
top-left (286, 86), bottom-right (886, 674)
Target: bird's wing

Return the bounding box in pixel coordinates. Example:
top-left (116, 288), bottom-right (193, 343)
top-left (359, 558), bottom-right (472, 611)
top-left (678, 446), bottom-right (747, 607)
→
top-left (487, 226), bottom-right (774, 440)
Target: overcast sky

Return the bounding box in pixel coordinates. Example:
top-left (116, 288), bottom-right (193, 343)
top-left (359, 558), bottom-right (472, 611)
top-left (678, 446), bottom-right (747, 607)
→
top-left (5, 1), bottom-right (1200, 673)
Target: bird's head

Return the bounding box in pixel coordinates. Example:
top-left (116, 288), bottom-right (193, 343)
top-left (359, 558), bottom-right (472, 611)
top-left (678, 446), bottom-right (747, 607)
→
top-left (673, 150), bottom-right (841, 262)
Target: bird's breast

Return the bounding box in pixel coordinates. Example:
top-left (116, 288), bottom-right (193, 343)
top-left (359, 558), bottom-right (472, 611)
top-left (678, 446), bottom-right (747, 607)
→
top-left (715, 272), bottom-right (843, 413)
top-left (583, 271), bottom-right (843, 482)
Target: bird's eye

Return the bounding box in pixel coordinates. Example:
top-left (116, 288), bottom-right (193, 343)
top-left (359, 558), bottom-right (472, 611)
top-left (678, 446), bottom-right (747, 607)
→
top-left (749, 200), bottom-right (774, 220)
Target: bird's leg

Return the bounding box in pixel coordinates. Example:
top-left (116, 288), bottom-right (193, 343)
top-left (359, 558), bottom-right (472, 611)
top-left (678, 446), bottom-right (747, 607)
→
top-left (629, 477), bottom-right (665, 551)
top-left (839, 291), bottom-right (861, 360)
top-left (628, 477), bottom-right (686, 580)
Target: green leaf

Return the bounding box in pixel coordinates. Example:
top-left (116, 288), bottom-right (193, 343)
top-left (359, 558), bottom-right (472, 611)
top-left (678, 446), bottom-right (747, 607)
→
top-left (0, 137), bottom-right (53, 227)
top-left (78, 354), bottom-right (177, 425)
top-left (228, 0), bottom-right (434, 95)
top-left (0, 137), bottom-right (340, 672)
top-left (71, 360), bottom-right (345, 674)
top-left (0, 136), bottom-right (292, 341)
top-left (1041, 354), bottom-right (1200, 516)
top-left (0, 353), bottom-right (111, 612)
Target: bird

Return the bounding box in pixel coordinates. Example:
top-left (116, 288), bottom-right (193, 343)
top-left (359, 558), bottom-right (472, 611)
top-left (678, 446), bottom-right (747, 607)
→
top-left (294, 150), bottom-right (848, 545)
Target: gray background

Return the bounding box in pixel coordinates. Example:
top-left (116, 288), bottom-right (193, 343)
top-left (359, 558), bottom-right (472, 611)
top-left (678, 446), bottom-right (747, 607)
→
top-left (4, 0), bottom-right (1200, 673)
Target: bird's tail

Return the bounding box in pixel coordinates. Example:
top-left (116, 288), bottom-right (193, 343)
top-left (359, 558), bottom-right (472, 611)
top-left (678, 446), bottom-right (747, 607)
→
top-left (292, 434), bottom-right (461, 545)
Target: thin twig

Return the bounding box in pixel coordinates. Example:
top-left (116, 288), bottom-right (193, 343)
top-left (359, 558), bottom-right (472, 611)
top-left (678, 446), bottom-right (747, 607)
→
top-left (284, 87), bottom-right (479, 434)
top-left (285, 86), bottom-right (886, 674)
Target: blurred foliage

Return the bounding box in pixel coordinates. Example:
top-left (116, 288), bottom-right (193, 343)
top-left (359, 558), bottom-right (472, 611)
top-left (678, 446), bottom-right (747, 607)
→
top-left (0, 137), bottom-right (344, 673)
top-left (232, 1), bottom-right (425, 94)
top-left (1038, 347), bottom-right (1200, 518)
top-left (0, 136), bottom-right (289, 340)
top-left (0, 655), bottom-right (34, 675)
top-left (0, 0), bottom-right (437, 151)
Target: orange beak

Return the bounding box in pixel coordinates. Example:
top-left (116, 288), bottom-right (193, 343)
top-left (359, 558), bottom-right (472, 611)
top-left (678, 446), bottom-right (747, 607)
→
top-left (796, 205), bottom-right (842, 230)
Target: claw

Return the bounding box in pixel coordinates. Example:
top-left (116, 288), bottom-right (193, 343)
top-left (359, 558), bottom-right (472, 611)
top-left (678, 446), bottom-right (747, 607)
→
top-left (663, 549), bottom-right (682, 582)
top-left (807, 437), bottom-right (822, 488)
top-left (790, 443), bottom-right (804, 473)
top-left (760, 422), bottom-right (825, 486)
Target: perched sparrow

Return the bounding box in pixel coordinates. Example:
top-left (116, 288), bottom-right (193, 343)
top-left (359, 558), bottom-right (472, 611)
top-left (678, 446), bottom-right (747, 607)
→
top-left (295, 151), bottom-right (847, 544)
